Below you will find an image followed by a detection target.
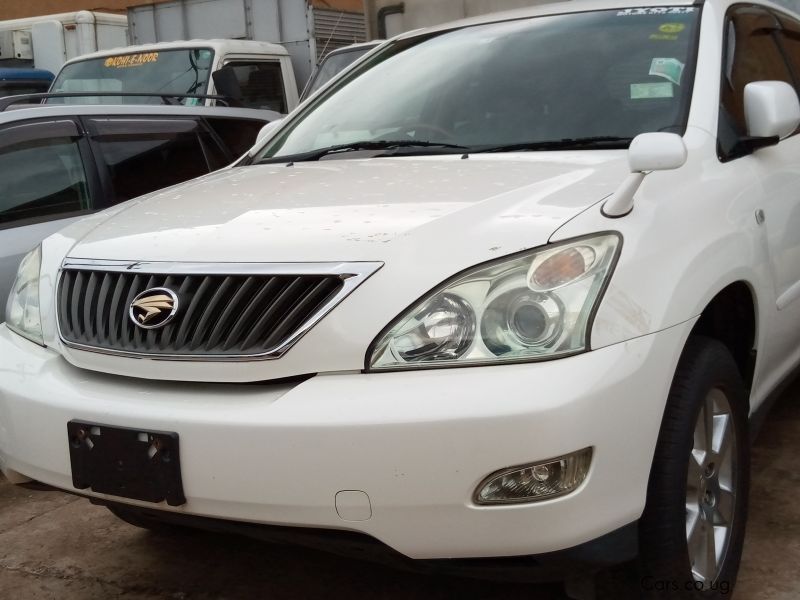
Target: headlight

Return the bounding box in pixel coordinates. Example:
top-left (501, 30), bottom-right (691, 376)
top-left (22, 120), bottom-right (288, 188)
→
top-left (368, 233), bottom-right (620, 370)
top-left (5, 245), bottom-right (44, 346)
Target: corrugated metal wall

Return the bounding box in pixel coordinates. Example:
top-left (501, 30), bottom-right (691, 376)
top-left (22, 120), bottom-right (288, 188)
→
top-left (313, 8), bottom-right (366, 60)
top-left (364, 0), bottom-right (558, 39)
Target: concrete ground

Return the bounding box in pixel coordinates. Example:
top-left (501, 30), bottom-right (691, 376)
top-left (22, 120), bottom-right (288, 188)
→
top-left (1, 377), bottom-right (798, 599)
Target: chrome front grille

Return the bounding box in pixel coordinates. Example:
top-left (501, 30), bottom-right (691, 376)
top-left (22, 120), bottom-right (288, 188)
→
top-left (57, 260), bottom-right (381, 360)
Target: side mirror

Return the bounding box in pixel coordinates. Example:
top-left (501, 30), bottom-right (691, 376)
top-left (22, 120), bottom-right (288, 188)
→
top-left (744, 80), bottom-right (800, 140)
top-left (627, 132), bottom-right (687, 173)
top-left (256, 119), bottom-right (284, 145)
top-left (247, 118), bottom-right (285, 156)
top-left (211, 67), bottom-right (243, 106)
top-left (603, 132), bottom-right (687, 218)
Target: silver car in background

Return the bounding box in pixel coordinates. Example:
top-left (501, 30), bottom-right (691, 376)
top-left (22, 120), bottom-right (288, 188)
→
top-left (1, 101), bottom-right (278, 310)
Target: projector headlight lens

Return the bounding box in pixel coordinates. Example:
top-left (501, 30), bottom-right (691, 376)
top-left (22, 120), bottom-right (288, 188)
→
top-left (368, 233), bottom-right (620, 370)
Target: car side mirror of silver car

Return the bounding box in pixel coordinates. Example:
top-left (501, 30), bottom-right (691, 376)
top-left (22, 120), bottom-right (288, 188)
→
top-left (744, 80), bottom-right (800, 140)
top-left (603, 132), bottom-right (687, 218)
top-left (249, 119), bottom-right (285, 156)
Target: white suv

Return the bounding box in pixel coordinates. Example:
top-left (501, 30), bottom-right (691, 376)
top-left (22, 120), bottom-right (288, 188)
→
top-left (3, 0), bottom-right (800, 596)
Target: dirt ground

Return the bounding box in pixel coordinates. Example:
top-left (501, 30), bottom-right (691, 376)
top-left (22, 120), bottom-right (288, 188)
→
top-left (1, 378), bottom-right (798, 599)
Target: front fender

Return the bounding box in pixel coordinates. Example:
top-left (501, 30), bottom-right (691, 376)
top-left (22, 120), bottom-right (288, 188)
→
top-left (550, 128), bottom-right (772, 353)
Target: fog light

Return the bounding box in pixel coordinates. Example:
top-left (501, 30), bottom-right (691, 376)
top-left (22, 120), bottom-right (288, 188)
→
top-left (474, 448), bottom-right (592, 505)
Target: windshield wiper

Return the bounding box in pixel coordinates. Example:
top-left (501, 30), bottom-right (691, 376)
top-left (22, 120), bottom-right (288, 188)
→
top-left (471, 136), bottom-right (633, 153)
top-left (258, 140), bottom-right (470, 163)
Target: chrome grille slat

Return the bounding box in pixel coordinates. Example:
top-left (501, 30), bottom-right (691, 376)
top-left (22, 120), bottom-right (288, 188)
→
top-left (120, 274), bottom-right (143, 349)
top-left (222, 277), bottom-right (283, 352)
top-left (241, 277), bottom-right (304, 351)
top-left (55, 261), bottom-right (374, 360)
top-left (159, 276), bottom-right (192, 350)
top-left (82, 272), bottom-right (98, 341)
top-left (189, 276), bottom-right (234, 351)
top-left (108, 273), bottom-right (130, 346)
top-left (95, 273), bottom-right (112, 342)
top-left (205, 276), bottom-right (256, 351)
top-left (134, 275), bottom-right (158, 348)
top-left (174, 275), bottom-right (213, 349)
top-left (59, 270), bottom-right (75, 337)
top-left (262, 279), bottom-right (338, 349)
top-left (70, 271), bottom-right (84, 337)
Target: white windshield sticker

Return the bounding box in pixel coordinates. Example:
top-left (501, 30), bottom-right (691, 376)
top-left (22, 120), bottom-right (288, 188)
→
top-left (649, 57), bottom-right (685, 85)
top-left (631, 82), bottom-right (674, 99)
top-left (617, 7), bottom-right (696, 15)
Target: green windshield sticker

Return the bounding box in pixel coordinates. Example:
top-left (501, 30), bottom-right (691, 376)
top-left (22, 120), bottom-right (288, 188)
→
top-left (649, 57), bottom-right (685, 85)
top-left (631, 82), bottom-right (674, 99)
top-left (651, 22), bottom-right (685, 40)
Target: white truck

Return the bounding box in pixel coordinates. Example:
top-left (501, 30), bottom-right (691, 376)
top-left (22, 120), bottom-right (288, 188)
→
top-left (129, 0), bottom-right (365, 96)
top-left (49, 39), bottom-right (300, 112)
top-left (47, 0), bottom-right (366, 112)
top-left (0, 11), bottom-right (128, 76)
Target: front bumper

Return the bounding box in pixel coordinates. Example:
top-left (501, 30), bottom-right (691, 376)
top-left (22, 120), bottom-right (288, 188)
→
top-left (0, 320), bottom-right (692, 560)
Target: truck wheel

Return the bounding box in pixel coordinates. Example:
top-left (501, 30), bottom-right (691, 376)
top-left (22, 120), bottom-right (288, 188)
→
top-left (639, 336), bottom-right (749, 598)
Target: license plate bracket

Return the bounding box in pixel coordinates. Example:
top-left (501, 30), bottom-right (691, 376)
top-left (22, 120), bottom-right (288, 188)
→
top-left (67, 420), bottom-right (186, 506)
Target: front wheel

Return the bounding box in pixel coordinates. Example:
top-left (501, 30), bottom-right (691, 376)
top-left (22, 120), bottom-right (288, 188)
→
top-left (639, 336), bottom-right (750, 598)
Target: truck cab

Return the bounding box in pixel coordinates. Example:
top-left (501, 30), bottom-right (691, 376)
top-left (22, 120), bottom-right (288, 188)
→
top-left (49, 39), bottom-right (299, 113)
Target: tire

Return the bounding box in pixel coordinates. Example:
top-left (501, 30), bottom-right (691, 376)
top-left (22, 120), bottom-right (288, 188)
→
top-left (107, 505), bottom-right (190, 535)
top-left (639, 336), bottom-right (750, 599)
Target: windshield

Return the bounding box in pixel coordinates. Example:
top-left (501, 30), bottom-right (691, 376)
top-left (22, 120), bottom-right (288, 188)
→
top-left (49, 48), bottom-right (215, 105)
top-left (255, 7), bottom-right (700, 162)
top-left (304, 46), bottom-right (376, 98)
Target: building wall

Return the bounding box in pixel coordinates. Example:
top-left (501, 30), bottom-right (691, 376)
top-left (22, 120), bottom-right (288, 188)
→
top-left (364, 0), bottom-right (554, 39)
top-left (312, 0), bottom-right (363, 12)
top-left (0, 1), bottom-right (162, 21)
top-left (0, 0), bottom-right (362, 22)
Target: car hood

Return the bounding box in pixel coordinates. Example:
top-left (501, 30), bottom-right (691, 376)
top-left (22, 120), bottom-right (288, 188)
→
top-left (68, 153), bottom-right (628, 267)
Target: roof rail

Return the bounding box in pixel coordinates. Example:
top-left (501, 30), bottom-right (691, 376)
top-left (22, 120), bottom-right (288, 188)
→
top-left (0, 92), bottom-right (231, 112)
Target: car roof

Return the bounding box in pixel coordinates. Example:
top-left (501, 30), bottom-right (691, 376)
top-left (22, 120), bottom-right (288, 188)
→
top-left (0, 68), bottom-right (55, 81)
top-left (394, 0), bottom-right (798, 38)
top-left (396, 0), bottom-right (691, 35)
top-left (326, 41), bottom-right (385, 55)
top-left (0, 103), bottom-right (279, 126)
top-left (61, 39), bottom-right (289, 66)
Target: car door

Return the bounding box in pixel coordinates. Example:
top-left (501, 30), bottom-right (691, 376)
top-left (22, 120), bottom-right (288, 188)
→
top-left (718, 5), bottom-right (800, 386)
top-left (83, 116), bottom-right (228, 203)
top-left (0, 118), bottom-right (98, 310)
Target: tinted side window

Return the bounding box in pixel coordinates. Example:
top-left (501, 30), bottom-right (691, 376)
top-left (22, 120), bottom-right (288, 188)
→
top-left (205, 117), bottom-right (266, 157)
top-left (88, 118), bottom-right (216, 202)
top-left (719, 6), bottom-right (793, 158)
top-left (225, 61), bottom-right (287, 112)
top-left (0, 121), bottom-right (91, 226)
